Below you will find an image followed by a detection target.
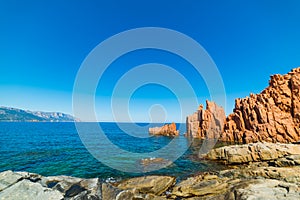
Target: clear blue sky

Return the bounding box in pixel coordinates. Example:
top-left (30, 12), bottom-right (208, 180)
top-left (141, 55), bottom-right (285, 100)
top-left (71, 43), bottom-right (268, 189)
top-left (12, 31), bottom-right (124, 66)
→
top-left (1, 0), bottom-right (300, 122)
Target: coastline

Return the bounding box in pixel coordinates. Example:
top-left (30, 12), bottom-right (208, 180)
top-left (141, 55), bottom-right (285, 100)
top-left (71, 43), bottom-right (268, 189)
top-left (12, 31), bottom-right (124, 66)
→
top-left (2, 68), bottom-right (300, 199)
top-left (1, 142), bottom-right (299, 200)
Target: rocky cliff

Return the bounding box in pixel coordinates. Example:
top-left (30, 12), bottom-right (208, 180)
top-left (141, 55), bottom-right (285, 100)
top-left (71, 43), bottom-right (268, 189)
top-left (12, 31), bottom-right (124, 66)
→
top-left (186, 67), bottom-right (300, 143)
top-left (186, 100), bottom-right (226, 139)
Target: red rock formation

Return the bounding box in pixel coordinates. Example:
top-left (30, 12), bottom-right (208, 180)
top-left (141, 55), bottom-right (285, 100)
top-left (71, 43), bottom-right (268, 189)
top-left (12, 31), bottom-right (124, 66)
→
top-left (186, 100), bottom-right (226, 139)
top-left (186, 67), bottom-right (300, 143)
top-left (149, 122), bottom-right (179, 137)
top-left (222, 67), bottom-right (300, 143)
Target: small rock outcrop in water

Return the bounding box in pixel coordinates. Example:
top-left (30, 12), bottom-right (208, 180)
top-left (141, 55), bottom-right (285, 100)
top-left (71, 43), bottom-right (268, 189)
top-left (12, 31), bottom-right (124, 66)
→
top-left (149, 122), bottom-right (179, 136)
top-left (186, 67), bottom-right (300, 143)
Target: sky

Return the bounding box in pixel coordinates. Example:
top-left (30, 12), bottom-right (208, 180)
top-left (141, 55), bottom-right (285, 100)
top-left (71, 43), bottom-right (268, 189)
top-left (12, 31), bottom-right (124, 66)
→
top-left (0, 0), bottom-right (300, 122)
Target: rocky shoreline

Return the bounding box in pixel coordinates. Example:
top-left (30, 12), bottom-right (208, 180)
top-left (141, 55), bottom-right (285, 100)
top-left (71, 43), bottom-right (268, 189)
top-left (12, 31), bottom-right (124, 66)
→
top-left (1, 142), bottom-right (299, 200)
top-left (2, 68), bottom-right (300, 199)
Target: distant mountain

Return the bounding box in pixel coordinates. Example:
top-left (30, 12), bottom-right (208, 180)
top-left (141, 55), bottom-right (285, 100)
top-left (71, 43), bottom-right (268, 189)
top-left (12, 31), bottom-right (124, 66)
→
top-left (0, 107), bottom-right (80, 122)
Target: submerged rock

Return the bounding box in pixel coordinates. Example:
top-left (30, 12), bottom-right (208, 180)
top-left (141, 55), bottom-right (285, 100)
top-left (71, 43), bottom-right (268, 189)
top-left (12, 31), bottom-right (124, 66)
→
top-left (140, 157), bottom-right (171, 166)
top-left (139, 157), bottom-right (173, 172)
top-left (149, 122), bottom-right (179, 137)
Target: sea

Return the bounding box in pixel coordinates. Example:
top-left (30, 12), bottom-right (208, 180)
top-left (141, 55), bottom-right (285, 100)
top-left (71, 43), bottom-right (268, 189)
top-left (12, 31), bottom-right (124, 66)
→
top-left (0, 122), bottom-right (226, 181)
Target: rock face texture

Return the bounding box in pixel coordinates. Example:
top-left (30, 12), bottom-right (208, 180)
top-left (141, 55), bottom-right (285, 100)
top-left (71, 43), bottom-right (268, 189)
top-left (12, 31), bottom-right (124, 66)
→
top-left (171, 165), bottom-right (300, 199)
top-left (186, 100), bottom-right (226, 139)
top-left (222, 68), bottom-right (300, 143)
top-left (206, 142), bottom-right (300, 165)
top-left (117, 176), bottom-right (175, 196)
top-left (102, 175), bottom-right (175, 200)
top-left (149, 122), bottom-right (179, 136)
top-left (186, 67), bottom-right (300, 143)
top-left (0, 171), bottom-right (99, 200)
top-left (171, 170), bottom-right (300, 199)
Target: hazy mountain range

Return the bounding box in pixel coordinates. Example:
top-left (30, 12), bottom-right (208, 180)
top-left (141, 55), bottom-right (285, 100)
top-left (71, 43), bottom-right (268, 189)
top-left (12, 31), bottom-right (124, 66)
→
top-left (0, 107), bottom-right (80, 122)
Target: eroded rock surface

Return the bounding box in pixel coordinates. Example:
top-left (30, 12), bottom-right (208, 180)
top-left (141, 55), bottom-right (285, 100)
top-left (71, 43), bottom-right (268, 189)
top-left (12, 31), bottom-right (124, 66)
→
top-left (0, 179), bottom-right (63, 200)
top-left (1, 166), bottom-right (300, 199)
top-left (172, 174), bottom-right (229, 197)
top-left (186, 67), bottom-right (300, 143)
top-left (116, 175), bottom-right (175, 196)
top-left (186, 100), bottom-right (226, 139)
top-left (0, 170), bottom-right (101, 200)
top-left (224, 68), bottom-right (300, 143)
top-left (206, 142), bottom-right (300, 165)
top-left (102, 176), bottom-right (174, 199)
top-left (171, 166), bottom-right (300, 200)
top-left (234, 179), bottom-right (300, 200)
top-left (149, 122), bottom-right (179, 137)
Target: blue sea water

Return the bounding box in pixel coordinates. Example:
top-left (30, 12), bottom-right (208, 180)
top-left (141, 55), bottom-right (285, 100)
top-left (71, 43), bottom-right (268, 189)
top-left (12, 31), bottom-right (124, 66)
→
top-left (0, 122), bottom-right (224, 180)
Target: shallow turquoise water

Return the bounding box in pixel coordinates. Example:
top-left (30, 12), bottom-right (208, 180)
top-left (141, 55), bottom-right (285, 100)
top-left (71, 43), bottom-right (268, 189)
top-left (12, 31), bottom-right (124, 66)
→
top-left (0, 122), bottom-right (222, 180)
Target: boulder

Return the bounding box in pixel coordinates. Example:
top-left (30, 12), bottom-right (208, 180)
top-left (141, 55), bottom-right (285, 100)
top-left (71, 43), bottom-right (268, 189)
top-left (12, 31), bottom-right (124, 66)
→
top-left (102, 182), bottom-right (170, 200)
top-left (0, 170), bottom-right (23, 191)
top-left (0, 179), bottom-right (63, 200)
top-left (172, 166), bottom-right (300, 199)
top-left (218, 166), bottom-right (300, 184)
top-left (234, 179), bottom-right (300, 200)
top-left (149, 122), bottom-right (179, 136)
top-left (172, 174), bottom-right (229, 197)
top-left (116, 175), bottom-right (175, 195)
top-left (0, 170), bottom-right (101, 200)
top-left (102, 182), bottom-right (135, 200)
top-left (206, 142), bottom-right (300, 165)
top-left (42, 175), bottom-right (101, 199)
